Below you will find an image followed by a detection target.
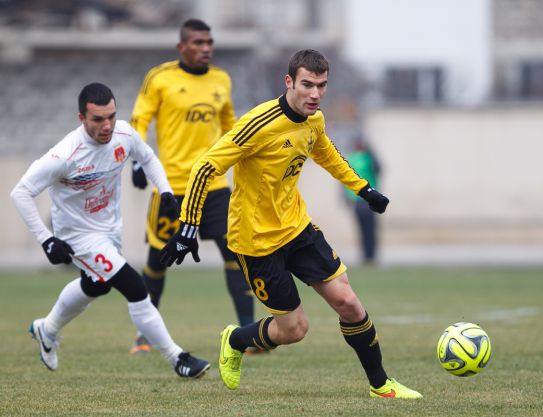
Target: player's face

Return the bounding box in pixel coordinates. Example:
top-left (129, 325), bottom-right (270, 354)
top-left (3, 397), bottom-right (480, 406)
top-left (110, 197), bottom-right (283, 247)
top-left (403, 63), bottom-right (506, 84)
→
top-left (79, 99), bottom-right (117, 144)
top-left (177, 30), bottom-right (213, 70)
top-left (285, 68), bottom-right (328, 117)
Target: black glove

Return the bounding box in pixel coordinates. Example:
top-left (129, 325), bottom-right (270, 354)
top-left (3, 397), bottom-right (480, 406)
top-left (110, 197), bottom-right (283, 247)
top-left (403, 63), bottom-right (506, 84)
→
top-left (159, 222), bottom-right (200, 266)
top-left (132, 161), bottom-right (148, 189)
top-left (161, 192), bottom-right (180, 219)
top-left (358, 184), bottom-right (389, 214)
top-left (41, 236), bottom-right (74, 265)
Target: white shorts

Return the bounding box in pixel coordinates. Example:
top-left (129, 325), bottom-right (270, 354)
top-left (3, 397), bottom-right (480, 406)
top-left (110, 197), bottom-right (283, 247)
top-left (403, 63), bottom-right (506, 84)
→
top-left (70, 234), bottom-right (126, 282)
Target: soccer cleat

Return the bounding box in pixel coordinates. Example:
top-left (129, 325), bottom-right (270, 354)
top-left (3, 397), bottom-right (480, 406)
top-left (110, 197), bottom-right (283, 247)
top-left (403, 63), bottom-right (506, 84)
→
top-left (173, 352), bottom-right (210, 378)
top-left (219, 324), bottom-right (244, 390)
top-left (369, 378), bottom-right (422, 399)
top-left (28, 318), bottom-right (60, 371)
top-left (129, 334), bottom-right (152, 355)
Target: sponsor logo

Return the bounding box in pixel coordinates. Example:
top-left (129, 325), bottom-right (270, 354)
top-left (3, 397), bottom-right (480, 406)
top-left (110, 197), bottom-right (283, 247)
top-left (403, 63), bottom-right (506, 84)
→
top-left (46, 241), bottom-right (54, 254)
top-left (77, 165), bottom-right (95, 173)
top-left (176, 242), bottom-right (188, 252)
top-left (84, 185), bottom-right (113, 213)
top-left (185, 103), bottom-right (216, 123)
top-left (282, 155), bottom-right (307, 180)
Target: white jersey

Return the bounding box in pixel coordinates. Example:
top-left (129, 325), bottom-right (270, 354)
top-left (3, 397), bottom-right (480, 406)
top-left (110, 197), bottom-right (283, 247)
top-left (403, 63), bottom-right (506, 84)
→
top-left (13, 120), bottom-right (171, 248)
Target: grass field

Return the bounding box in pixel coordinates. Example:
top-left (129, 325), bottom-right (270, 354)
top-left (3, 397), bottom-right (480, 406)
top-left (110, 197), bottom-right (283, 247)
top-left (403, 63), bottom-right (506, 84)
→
top-left (0, 266), bottom-right (542, 417)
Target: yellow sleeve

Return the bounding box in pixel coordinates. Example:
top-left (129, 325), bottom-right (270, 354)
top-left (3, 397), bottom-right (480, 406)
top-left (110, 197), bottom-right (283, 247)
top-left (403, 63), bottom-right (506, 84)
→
top-left (220, 76), bottom-right (237, 134)
top-left (311, 130), bottom-right (369, 194)
top-left (130, 69), bottom-right (161, 142)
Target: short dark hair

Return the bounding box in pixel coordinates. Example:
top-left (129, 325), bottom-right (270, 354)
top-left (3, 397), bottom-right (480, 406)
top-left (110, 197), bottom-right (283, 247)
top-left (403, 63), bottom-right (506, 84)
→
top-left (288, 49), bottom-right (329, 83)
top-left (78, 83), bottom-right (115, 115)
top-left (180, 18), bottom-right (211, 42)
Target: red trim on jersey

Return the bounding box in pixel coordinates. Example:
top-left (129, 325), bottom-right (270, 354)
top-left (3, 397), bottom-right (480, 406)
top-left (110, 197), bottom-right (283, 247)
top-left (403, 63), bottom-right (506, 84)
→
top-left (67, 143), bottom-right (84, 161)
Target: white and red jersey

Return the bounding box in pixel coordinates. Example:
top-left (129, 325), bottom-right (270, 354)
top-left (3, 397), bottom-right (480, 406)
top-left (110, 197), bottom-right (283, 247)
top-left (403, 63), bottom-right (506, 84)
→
top-left (12, 120), bottom-right (171, 249)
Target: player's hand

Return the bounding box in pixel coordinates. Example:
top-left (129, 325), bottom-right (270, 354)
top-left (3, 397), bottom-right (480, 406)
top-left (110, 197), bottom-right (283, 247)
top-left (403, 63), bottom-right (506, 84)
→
top-left (358, 184), bottom-right (389, 214)
top-left (132, 161), bottom-right (148, 189)
top-left (41, 236), bottom-right (74, 265)
top-left (159, 222), bottom-right (200, 266)
top-left (160, 192), bottom-right (180, 219)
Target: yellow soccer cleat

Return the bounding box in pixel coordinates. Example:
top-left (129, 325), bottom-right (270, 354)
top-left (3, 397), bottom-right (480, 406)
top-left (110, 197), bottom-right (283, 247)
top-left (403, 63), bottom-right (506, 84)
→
top-left (369, 378), bottom-right (423, 399)
top-left (219, 324), bottom-right (244, 390)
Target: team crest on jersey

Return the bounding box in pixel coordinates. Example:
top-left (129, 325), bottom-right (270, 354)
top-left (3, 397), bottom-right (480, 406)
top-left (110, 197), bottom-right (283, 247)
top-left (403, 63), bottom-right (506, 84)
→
top-left (307, 135), bottom-right (315, 153)
top-left (114, 145), bottom-right (125, 162)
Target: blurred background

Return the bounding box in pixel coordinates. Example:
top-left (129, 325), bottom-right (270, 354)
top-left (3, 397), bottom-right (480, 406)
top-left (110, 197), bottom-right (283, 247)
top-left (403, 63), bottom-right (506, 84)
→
top-left (1, 0), bottom-right (542, 268)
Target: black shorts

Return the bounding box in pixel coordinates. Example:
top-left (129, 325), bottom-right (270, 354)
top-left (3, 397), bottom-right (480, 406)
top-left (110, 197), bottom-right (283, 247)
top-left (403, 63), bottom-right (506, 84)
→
top-left (146, 187), bottom-right (230, 249)
top-left (235, 223), bottom-right (346, 314)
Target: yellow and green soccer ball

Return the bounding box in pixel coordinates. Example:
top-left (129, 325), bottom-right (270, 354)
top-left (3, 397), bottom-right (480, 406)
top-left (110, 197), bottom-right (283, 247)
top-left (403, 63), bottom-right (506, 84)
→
top-left (437, 322), bottom-right (491, 377)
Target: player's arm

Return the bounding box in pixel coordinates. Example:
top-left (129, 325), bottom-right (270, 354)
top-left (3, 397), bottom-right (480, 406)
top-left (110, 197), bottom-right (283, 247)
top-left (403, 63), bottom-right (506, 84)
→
top-left (220, 76), bottom-right (237, 134)
top-left (129, 70), bottom-right (161, 189)
top-left (311, 132), bottom-right (389, 213)
top-left (10, 155), bottom-right (74, 264)
top-left (130, 130), bottom-right (179, 219)
top-left (159, 119), bottom-right (255, 267)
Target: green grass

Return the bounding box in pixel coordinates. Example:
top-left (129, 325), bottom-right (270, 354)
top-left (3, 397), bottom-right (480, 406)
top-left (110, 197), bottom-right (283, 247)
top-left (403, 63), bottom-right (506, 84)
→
top-left (0, 267), bottom-right (542, 417)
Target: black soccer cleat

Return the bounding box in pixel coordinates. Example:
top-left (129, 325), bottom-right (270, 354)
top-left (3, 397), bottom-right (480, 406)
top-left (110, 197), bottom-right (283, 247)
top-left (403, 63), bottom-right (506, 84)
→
top-left (174, 352), bottom-right (210, 378)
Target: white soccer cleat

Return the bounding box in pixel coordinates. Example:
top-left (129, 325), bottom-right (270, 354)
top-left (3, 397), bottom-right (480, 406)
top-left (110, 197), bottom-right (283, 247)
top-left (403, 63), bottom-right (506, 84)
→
top-left (29, 318), bottom-right (60, 371)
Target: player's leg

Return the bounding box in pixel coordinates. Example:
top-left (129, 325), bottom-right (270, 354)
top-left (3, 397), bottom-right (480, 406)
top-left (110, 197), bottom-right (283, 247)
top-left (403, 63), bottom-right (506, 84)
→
top-left (219, 251), bottom-right (301, 389)
top-left (213, 236), bottom-right (254, 326)
top-left (311, 273), bottom-right (388, 386)
top-left (110, 262), bottom-right (210, 378)
top-left (313, 274), bottom-right (421, 398)
top-left (29, 273), bottom-right (100, 371)
top-left (132, 191), bottom-right (178, 353)
top-left (355, 200), bottom-right (377, 263)
top-left (201, 188), bottom-right (254, 327)
top-left (291, 223), bottom-right (421, 398)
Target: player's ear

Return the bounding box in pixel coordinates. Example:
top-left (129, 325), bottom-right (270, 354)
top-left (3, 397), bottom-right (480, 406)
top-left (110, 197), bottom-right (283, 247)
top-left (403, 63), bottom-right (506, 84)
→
top-left (285, 74), bottom-right (294, 90)
top-left (78, 112), bottom-right (85, 123)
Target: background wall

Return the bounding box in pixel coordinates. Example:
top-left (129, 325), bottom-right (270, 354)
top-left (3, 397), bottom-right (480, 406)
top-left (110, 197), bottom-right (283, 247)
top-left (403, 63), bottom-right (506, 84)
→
top-left (4, 105), bottom-right (542, 269)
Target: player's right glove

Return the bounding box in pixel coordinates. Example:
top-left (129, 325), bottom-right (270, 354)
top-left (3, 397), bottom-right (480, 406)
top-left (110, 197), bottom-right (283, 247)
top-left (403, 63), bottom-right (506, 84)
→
top-left (159, 222), bottom-right (200, 266)
top-left (131, 161), bottom-right (148, 189)
top-left (41, 236), bottom-right (74, 265)
top-left (358, 184), bottom-right (390, 214)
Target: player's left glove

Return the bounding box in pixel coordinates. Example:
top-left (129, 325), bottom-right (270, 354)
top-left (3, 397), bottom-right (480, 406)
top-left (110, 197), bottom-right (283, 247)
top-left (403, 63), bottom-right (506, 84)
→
top-left (358, 184), bottom-right (390, 214)
top-left (159, 222), bottom-right (200, 266)
top-left (132, 161), bottom-right (148, 189)
top-left (160, 192), bottom-right (180, 219)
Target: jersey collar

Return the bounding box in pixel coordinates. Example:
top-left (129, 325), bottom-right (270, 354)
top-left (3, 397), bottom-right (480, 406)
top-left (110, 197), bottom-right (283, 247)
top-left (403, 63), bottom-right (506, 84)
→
top-left (178, 60), bottom-right (209, 75)
top-left (279, 95), bottom-right (307, 123)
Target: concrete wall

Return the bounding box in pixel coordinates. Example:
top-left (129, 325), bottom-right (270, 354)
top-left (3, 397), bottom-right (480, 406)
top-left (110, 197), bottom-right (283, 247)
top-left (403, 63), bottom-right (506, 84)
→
top-left (3, 105), bottom-right (543, 269)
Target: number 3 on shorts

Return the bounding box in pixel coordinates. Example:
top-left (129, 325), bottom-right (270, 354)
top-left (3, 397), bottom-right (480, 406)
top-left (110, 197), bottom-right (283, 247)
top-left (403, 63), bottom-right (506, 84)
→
top-left (95, 253), bottom-right (113, 272)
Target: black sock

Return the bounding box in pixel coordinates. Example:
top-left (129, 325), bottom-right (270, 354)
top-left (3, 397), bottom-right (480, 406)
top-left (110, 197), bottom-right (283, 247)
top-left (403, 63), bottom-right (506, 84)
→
top-left (229, 316), bottom-right (278, 352)
top-left (225, 263), bottom-right (254, 326)
top-left (340, 313), bottom-right (388, 388)
top-left (142, 265), bottom-right (165, 309)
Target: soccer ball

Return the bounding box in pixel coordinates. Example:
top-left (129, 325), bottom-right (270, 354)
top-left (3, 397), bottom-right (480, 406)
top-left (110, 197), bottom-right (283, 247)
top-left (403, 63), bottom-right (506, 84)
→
top-left (436, 322), bottom-right (491, 377)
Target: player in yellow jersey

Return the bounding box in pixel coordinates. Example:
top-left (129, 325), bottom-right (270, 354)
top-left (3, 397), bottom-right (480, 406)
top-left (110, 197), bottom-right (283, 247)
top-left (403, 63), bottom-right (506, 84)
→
top-left (159, 49), bottom-right (422, 399)
top-left (129, 19), bottom-right (254, 354)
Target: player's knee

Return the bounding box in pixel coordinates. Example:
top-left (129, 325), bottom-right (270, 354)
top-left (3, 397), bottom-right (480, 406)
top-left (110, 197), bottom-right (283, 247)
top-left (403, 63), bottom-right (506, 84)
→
top-left (333, 292), bottom-right (362, 315)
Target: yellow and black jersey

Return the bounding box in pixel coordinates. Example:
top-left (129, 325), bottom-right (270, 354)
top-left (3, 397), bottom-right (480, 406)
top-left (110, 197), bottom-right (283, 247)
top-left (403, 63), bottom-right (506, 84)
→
top-left (130, 60), bottom-right (236, 194)
top-left (181, 95), bottom-right (369, 257)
